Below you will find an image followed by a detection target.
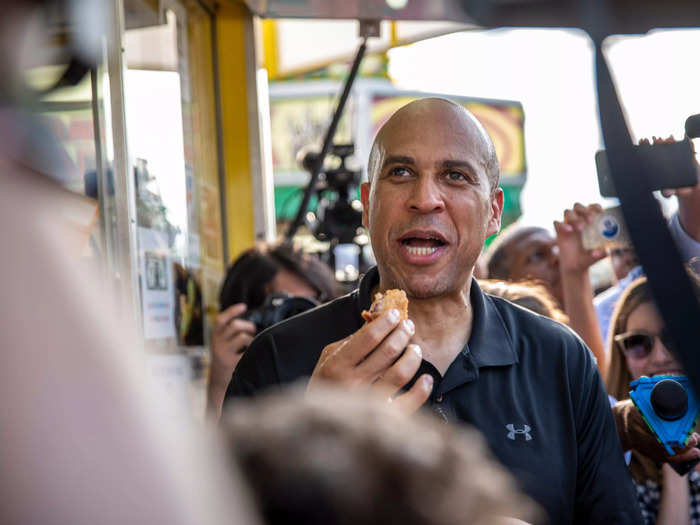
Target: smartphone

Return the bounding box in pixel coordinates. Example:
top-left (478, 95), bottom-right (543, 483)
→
top-left (595, 139), bottom-right (698, 198)
top-left (581, 206), bottom-right (632, 250)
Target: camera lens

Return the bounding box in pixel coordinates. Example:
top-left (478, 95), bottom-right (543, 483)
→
top-left (651, 379), bottom-right (688, 421)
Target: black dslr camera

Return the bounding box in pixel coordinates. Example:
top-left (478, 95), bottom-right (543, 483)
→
top-left (241, 293), bottom-right (318, 333)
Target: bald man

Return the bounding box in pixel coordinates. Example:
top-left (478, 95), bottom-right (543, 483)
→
top-left (226, 99), bottom-right (641, 524)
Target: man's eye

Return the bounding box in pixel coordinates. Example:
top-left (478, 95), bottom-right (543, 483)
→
top-left (446, 171), bottom-right (468, 182)
top-left (389, 167), bottom-right (411, 177)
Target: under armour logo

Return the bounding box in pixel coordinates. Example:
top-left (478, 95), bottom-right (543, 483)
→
top-left (506, 423), bottom-right (532, 441)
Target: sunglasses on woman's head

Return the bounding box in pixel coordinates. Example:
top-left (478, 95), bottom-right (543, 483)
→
top-left (614, 329), bottom-right (677, 359)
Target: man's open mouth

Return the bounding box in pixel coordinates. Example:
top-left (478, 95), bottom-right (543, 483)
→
top-left (398, 231), bottom-right (449, 257)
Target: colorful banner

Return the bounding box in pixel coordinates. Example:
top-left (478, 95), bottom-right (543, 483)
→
top-left (269, 96), bottom-right (354, 175)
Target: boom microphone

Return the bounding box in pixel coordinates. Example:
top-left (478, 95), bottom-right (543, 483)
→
top-left (684, 114), bottom-right (700, 139)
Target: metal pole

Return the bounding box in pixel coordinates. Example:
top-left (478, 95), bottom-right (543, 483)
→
top-left (211, 6), bottom-right (230, 264)
top-left (106, 0), bottom-right (141, 324)
top-left (244, 16), bottom-right (276, 243)
top-left (90, 67), bottom-right (109, 275)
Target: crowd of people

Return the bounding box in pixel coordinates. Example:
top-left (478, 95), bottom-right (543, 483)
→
top-left (4, 3), bottom-right (700, 516)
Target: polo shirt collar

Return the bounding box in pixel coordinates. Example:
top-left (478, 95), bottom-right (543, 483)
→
top-left (356, 266), bottom-right (519, 369)
top-left (357, 266), bottom-right (379, 318)
top-left (467, 278), bottom-right (519, 368)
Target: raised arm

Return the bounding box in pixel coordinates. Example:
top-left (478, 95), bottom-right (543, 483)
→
top-left (555, 203), bottom-right (607, 376)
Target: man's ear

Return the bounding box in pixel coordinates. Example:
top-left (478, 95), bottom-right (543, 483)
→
top-left (486, 188), bottom-right (504, 238)
top-left (360, 182), bottom-right (371, 229)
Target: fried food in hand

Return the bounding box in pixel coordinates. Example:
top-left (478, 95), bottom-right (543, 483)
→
top-left (361, 289), bottom-right (408, 323)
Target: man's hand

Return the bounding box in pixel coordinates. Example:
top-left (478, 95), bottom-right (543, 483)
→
top-left (207, 303), bottom-right (257, 418)
top-left (554, 202), bottom-right (607, 276)
top-left (612, 399), bottom-right (700, 464)
top-left (308, 308), bottom-right (433, 414)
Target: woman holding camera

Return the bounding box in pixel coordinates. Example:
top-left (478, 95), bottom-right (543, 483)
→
top-left (207, 242), bottom-right (340, 419)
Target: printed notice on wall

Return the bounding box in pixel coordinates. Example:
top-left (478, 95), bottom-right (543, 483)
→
top-left (138, 227), bottom-right (175, 340)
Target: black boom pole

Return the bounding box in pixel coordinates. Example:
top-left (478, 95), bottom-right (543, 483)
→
top-left (285, 39), bottom-right (367, 240)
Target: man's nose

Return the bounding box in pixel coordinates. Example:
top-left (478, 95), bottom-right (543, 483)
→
top-left (406, 176), bottom-right (444, 213)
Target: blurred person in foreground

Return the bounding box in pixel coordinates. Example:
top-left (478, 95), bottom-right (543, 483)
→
top-left (222, 383), bottom-right (541, 525)
top-left (606, 277), bottom-right (700, 525)
top-left (0, 2), bottom-right (256, 523)
top-left (208, 242), bottom-right (341, 418)
top-left (226, 98), bottom-right (641, 523)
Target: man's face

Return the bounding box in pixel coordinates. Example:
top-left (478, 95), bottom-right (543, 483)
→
top-left (361, 103), bottom-right (503, 299)
top-left (505, 230), bottom-right (562, 304)
top-left (609, 246), bottom-right (638, 282)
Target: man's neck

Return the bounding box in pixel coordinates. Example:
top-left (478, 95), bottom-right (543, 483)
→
top-left (378, 278), bottom-right (474, 376)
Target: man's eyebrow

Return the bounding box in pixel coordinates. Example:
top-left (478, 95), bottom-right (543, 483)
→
top-left (382, 155), bottom-right (415, 167)
top-left (380, 156), bottom-right (481, 174)
top-left (440, 159), bottom-right (476, 170)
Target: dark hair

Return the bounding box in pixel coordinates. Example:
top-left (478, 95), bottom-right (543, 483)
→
top-left (483, 224), bottom-right (549, 280)
top-left (222, 385), bottom-right (540, 525)
top-left (218, 242), bottom-right (341, 311)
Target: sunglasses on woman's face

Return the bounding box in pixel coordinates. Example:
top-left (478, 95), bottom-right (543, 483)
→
top-left (614, 330), bottom-right (677, 359)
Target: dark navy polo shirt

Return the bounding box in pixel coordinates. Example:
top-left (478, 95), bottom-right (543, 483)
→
top-left (226, 267), bottom-right (642, 524)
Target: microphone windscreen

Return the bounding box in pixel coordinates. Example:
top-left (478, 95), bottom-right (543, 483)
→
top-left (685, 114), bottom-right (700, 138)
